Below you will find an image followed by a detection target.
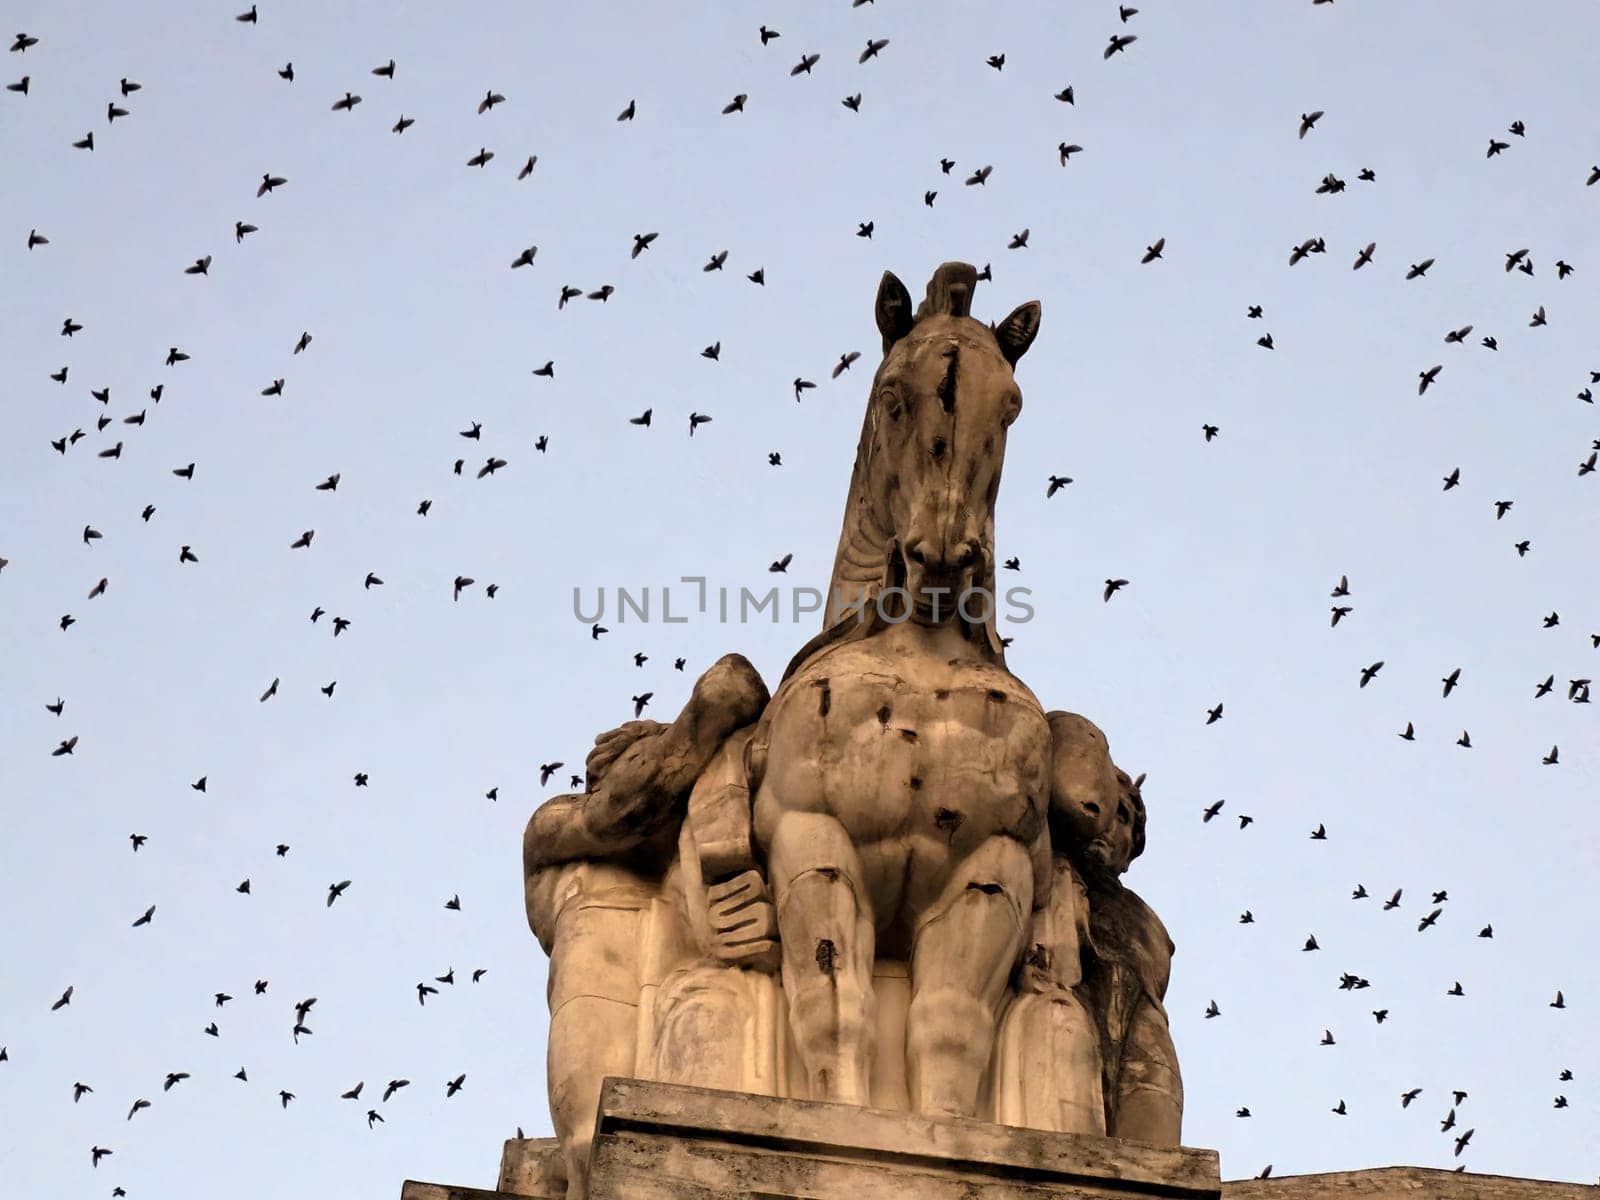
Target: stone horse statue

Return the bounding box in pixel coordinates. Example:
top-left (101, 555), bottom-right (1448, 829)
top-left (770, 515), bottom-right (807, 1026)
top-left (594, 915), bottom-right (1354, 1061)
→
top-left (746, 261), bottom-right (1052, 1117)
top-left (524, 263), bottom-right (1181, 1200)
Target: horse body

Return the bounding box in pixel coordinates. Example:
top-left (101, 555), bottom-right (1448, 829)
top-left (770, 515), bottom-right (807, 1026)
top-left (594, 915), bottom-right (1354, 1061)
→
top-left (752, 617), bottom-right (1051, 953)
top-left (742, 262), bottom-right (1047, 1117)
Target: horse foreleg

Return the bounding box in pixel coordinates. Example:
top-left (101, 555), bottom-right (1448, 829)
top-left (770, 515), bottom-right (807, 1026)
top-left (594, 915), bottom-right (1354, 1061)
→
top-left (908, 834), bottom-right (1032, 1117)
top-left (768, 811), bottom-right (876, 1105)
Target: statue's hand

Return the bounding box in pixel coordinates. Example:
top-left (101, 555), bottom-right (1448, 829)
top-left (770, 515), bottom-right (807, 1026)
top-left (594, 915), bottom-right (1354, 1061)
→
top-left (704, 868), bottom-right (779, 973)
top-left (585, 719), bottom-right (666, 790)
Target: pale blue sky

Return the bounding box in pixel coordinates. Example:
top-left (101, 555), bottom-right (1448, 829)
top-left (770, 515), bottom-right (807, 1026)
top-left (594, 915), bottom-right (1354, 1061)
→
top-left (2, 2), bottom-right (1597, 1196)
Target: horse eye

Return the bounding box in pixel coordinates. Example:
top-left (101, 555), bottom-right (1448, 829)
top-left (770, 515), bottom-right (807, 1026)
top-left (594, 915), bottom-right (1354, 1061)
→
top-left (931, 436), bottom-right (947, 459)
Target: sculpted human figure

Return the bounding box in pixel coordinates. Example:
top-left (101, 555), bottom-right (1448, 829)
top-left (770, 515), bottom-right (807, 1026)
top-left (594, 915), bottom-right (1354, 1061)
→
top-left (522, 653), bottom-right (768, 1198)
top-left (1076, 770), bottom-right (1184, 1144)
top-left (990, 711), bottom-right (1117, 1134)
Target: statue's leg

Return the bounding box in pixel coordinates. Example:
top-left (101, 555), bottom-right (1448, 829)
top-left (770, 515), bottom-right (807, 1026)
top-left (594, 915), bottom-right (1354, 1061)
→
top-left (1111, 1002), bottom-right (1183, 1145)
top-left (548, 994), bottom-right (634, 1199)
top-left (767, 811), bottom-right (876, 1105)
top-left (542, 888), bottom-right (651, 1200)
top-left (908, 835), bottom-right (1032, 1118)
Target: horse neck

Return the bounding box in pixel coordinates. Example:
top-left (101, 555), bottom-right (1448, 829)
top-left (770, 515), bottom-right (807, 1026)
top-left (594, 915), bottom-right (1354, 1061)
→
top-left (782, 354), bottom-right (1009, 686)
top-left (823, 390), bottom-right (893, 624)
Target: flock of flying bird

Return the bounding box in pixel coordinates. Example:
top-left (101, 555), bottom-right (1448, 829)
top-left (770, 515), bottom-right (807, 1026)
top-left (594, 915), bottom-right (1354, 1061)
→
top-left (4, 0), bottom-right (1596, 1192)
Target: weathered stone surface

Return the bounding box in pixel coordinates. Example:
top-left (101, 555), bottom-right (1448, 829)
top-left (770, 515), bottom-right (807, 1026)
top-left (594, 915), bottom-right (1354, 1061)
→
top-left (1222, 1166), bottom-right (1598, 1199)
top-left (586, 1078), bottom-right (1219, 1200)
top-left (520, 265), bottom-right (1185, 1195)
top-left (402, 1183), bottom-right (528, 1200)
top-left (498, 1137), bottom-right (566, 1198)
top-left (407, 1159), bottom-right (1599, 1200)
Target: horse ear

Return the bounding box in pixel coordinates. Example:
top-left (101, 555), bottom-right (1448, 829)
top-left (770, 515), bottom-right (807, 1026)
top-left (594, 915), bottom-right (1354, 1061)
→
top-left (995, 300), bottom-right (1041, 365)
top-left (876, 271), bottom-right (914, 352)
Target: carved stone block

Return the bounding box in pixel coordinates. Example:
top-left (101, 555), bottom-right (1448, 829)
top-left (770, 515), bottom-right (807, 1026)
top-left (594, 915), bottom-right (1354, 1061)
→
top-left (585, 1077), bottom-right (1220, 1200)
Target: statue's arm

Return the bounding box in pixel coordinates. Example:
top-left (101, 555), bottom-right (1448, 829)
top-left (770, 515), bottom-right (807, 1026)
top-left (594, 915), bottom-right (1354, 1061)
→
top-left (1127, 889), bottom-right (1175, 1003)
top-left (523, 654), bottom-right (771, 876)
top-left (522, 788), bottom-right (656, 873)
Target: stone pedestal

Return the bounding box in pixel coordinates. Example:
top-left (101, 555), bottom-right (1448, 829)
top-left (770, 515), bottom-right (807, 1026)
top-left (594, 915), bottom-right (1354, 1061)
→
top-left (399, 1079), bottom-right (1596, 1200)
top-left (403, 1077), bottom-right (1220, 1200)
top-left (584, 1078), bottom-right (1219, 1199)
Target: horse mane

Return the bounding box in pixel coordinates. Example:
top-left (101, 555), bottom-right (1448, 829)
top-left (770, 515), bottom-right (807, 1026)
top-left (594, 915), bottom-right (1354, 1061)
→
top-left (781, 263), bottom-right (1009, 683)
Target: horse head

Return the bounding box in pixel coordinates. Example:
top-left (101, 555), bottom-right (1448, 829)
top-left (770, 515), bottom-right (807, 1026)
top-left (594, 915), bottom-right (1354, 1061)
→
top-left (794, 262), bottom-right (1040, 676)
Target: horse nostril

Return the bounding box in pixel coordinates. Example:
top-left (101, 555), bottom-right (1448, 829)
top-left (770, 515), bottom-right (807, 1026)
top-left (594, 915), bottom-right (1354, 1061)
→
top-left (954, 542), bottom-right (978, 569)
top-left (905, 542), bottom-right (926, 566)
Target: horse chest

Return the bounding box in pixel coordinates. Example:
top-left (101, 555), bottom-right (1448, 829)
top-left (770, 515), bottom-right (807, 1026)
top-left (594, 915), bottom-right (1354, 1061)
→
top-left (755, 633), bottom-right (1051, 847)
